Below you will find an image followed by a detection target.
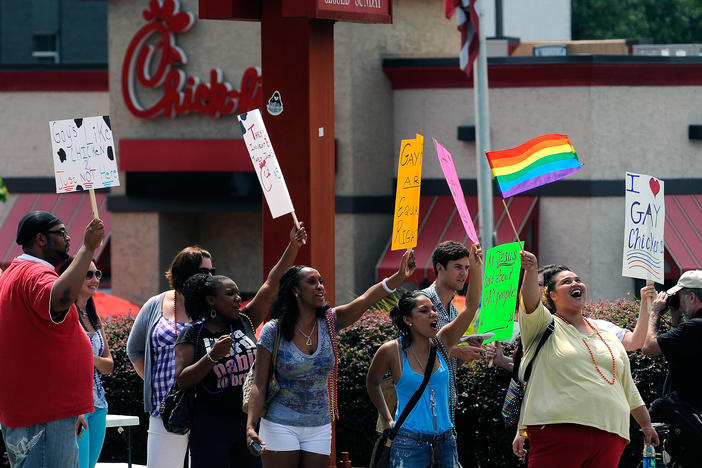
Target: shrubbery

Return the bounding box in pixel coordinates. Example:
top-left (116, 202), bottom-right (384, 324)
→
top-left (336, 295), bottom-right (673, 467)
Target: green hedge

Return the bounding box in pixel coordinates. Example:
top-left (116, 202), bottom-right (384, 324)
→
top-left (335, 296), bottom-right (673, 467)
top-left (100, 316), bottom-right (148, 464)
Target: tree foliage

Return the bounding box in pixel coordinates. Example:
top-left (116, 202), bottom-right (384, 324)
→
top-left (572, 0), bottom-right (702, 44)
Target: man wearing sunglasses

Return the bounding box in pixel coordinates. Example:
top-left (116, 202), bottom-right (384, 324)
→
top-left (0, 210), bottom-right (105, 467)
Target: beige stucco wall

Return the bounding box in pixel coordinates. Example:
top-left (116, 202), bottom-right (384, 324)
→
top-left (0, 92), bottom-right (109, 177)
top-left (392, 83), bottom-right (702, 299)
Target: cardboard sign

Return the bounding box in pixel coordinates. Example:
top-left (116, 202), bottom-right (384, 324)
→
top-left (622, 172), bottom-right (665, 283)
top-left (478, 242), bottom-right (523, 343)
top-left (237, 109), bottom-right (294, 219)
top-left (391, 134), bottom-right (423, 250)
top-left (435, 139), bottom-right (479, 244)
top-left (50, 116), bottom-right (120, 193)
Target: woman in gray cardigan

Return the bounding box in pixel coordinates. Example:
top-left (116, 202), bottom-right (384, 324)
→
top-left (127, 224), bottom-right (307, 468)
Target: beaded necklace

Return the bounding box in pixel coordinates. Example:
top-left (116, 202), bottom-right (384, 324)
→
top-left (555, 313), bottom-right (616, 385)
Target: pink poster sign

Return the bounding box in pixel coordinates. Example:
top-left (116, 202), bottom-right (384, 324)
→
top-left (434, 139), bottom-right (479, 244)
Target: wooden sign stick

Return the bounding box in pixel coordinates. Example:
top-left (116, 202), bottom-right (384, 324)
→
top-left (88, 189), bottom-right (99, 219)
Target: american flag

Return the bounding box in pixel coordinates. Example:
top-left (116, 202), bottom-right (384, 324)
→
top-left (445, 0), bottom-right (480, 77)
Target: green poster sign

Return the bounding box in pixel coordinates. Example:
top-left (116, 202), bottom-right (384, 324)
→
top-left (478, 242), bottom-right (523, 343)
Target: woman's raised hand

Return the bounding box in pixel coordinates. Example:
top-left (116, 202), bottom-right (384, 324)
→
top-left (398, 248), bottom-right (416, 280)
top-left (520, 250), bottom-right (538, 272)
top-left (290, 222), bottom-right (307, 247)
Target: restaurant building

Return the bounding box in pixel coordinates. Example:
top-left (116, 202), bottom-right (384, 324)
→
top-left (0, 0), bottom-right (700, 304)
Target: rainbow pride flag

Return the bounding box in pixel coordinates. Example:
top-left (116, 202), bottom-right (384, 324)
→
top-left (486, 134), bottom-right (582, 198)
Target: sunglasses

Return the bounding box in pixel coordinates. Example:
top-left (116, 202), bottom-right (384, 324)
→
top-left (199, 267), bottom-right (216, 275)
top-left (45, 229), bottom-right (68, 239)
top-left (87, 270), bottom-right (102, 280)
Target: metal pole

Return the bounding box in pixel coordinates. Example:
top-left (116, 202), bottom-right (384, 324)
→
top-left (495, 0), bottom-right (503, 37)
top-left (474, 0), bottom-right (494, 249)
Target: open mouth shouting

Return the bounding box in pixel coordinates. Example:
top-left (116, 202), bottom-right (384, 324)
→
top-left (569, 285), bottom-right (585, 300)
top-left (430, 320), bottom-right (438, 332)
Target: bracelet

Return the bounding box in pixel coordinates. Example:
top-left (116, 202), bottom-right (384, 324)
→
top-left (381, 278), bottom-right (396, 294)
top-left (205, 351), bottom-right (217, 363)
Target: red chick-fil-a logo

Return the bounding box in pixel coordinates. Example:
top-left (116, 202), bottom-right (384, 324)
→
top-left (121, 0), bottom-right (261, 119)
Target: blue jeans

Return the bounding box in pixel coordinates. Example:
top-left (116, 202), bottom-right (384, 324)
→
top-left (77, 406), bottom-right (108, 468)
top-left (1, 416), bottom-right (79, 468)
top-left (390, 428), bottom-right (460, 468)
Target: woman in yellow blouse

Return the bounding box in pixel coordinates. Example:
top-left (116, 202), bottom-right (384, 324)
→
top-left (517, 250), bottom-right (658, 467)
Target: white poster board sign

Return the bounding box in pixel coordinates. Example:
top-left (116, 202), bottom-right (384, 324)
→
top-left (49, 116), bottom-right (120, 193)
top-left (237, 109), bottom-right (294, 218)
top-left (622, 171), bottom-right (665, 283)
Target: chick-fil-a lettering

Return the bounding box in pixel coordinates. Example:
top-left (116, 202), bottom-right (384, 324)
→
top-left (121, 0), bottom-right (261, 119)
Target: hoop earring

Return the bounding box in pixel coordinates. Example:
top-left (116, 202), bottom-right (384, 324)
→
top-left (209, 308), bottom-right (217, 319)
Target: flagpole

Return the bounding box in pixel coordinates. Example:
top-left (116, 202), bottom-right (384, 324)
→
top-left (474, 0), bottom-right (493, 250)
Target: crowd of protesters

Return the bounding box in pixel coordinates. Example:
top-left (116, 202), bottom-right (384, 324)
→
top-left (0, 210), bottom-right (700, 468)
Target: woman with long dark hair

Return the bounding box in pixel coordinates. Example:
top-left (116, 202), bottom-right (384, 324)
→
top-left (366, 243), bottom-right (482, 467)
top-left (59, 258), bottom-right (113, 468)
top-left (245, 249), bottom-right (417, 468)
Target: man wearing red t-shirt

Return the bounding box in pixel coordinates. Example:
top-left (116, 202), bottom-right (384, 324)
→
top-left (0, 211), bottom-right (105, 468)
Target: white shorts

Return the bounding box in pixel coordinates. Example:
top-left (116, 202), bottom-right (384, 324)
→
top-left (259, 418), bottom-right (332, 455)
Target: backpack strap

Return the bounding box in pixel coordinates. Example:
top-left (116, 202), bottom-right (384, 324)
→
top-left (520, 318), bottom-right (555, 383)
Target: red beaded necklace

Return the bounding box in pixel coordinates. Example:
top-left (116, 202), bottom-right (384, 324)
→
top-left (555, 313), bottom-right (616, 385)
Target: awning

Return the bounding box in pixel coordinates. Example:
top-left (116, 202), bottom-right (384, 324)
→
top-left (376, 196), bottom-right (538, 282)
top-left (93, 291), bottom-right (140, 319)
top-left (665, 194), bottom-right (702, 277)
top-left (0, 192), bottom-right (111, 268)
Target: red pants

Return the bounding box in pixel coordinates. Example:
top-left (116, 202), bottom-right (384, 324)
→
top-left (527, 424), bottom-right (627, 468)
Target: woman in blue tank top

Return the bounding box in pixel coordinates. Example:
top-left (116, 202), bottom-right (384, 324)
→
top-left (367, 243), bottom-right (483, 468)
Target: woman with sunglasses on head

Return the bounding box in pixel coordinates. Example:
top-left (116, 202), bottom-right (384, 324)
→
top-left (127, 225), bottom-right (306, 468)
top-left (366, 243), bottom-right (482, 468)
top-left (59, 258), bottom-right (113, 468)
top-left (245, 248), bottom-right (417, 468)
top-left (516, 251), bottom-right (658, 467)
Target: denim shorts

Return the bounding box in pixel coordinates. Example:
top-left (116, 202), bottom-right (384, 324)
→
top-left (389, 428), bottom-right (460, 468)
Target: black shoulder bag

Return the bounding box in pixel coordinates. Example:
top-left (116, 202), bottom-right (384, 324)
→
top-left (368, 343), bottom-right (437, 468)
top-left (160, 321), bottom-right (207, 434)
top-left (501, 319), bottom-right (554, 428)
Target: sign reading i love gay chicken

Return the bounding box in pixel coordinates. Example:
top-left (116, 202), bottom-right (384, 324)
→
top-left (622, 171), bottom-right (665, 283)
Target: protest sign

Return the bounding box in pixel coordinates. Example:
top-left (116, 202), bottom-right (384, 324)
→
top-left (50, 116), bottom-right (119, 218)
top-left (391, 134), bottom-right (423, 250)
top-left (478, 241), bottom-right (523, 343)
top-left (237, 109), bottom-right (295, 219)
top-left (435, 139), bottom-right (479, 244)
top-left (622, 172), bottom-right (665, 283)
top-left (50, 116), bottom-right (119, 193)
